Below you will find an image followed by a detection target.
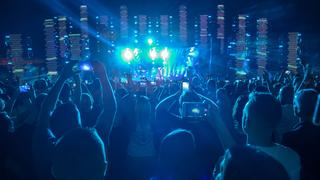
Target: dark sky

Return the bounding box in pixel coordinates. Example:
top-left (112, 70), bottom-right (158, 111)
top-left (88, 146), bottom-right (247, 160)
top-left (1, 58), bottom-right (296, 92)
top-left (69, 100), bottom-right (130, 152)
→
top-left (1, 0), bottom-right (320, 58)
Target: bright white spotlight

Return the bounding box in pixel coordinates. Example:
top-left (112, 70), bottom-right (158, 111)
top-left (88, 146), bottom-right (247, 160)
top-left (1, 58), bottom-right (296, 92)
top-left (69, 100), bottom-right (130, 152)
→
top-left (147, 38), bottom-right (153, 45)
top-left (149, 48), bottom-right (157, 60)
top-left (161, 48), bottom-right (169, 61)
top-left (122, 48), bottom-right (134, 63)
top-left (81, 64), bottom-right (92, 71)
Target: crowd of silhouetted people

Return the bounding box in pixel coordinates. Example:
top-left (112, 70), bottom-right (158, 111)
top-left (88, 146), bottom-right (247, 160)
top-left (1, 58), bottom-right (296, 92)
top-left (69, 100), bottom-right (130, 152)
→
top-left (1, 60), bottom-right (320, 180)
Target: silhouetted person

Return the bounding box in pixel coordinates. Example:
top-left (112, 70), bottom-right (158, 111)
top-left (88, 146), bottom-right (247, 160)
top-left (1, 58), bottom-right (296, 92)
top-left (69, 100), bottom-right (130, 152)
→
top-left (242, 92), bottom-right (300, 180)
top-left (155, 129), bottom-right (198, 180)
top-left (213, 146), bottom-right (290, 180)
top-left (0, 112), bottom-right (15, 179)
top-left (282, 89), bottom-right (320, 180)
top-left (52, 128), bottom-right (107, 180)
top-left (276, 86), bottom-right (299, 142)
top-left (50, 103), bottom-right (82, 139)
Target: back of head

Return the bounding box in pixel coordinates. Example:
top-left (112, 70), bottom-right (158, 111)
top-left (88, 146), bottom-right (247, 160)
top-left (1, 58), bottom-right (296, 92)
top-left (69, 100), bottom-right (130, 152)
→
top-left (179, 91), bottom-right (201, 105)
top-left (243, 93), bottom-right (282, 134)
top-left (50, 103), bottom-right (81, 138)
top-left (159, 129), bottom-right (196, 178)
top-left (216, 88), bottom-right (227, 102)
top-left (34, 79), bottom-right (48, 93)
top-left (232, 95), bottom-right (248, 126)
top-left (207, 79), bottom-right (216, 92)
top-left (294, 89), bottom-right (318, 121)
top-left (219, 146), bottom-right (289, 180)
top-left (52, 128), bottom-right (107, 180)
top-left (279, 86), bottom-right (294, 105)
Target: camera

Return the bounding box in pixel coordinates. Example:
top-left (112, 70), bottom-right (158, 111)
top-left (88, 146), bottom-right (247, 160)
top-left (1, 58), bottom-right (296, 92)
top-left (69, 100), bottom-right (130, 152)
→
top-left (19, 85), bottom-right (30, 93)
top-left (182, 102), bottom-right (208, 119)
top-left (79, 62), bottom-right (93, 71)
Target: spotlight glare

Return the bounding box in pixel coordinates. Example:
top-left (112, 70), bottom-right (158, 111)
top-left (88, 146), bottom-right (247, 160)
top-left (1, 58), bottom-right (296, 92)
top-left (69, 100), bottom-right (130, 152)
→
top-left (122, 48), bottom-right (134, 63)
top-left (147, 38), bottom-right (153, 45)
top-left (149, 48), bottom-right (157, 60)
top-left (161, 48), bottom-right (170, 61)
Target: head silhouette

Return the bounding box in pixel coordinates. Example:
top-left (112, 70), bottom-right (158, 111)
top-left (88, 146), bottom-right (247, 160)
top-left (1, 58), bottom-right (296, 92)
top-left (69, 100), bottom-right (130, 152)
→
top-left (232, 95), bottom-right (248, 128)
top-left (216, 146), bottom-right (289, 180)
top-left (158, 129), bottom-right (196, 179)
top-left (52, 128), bottom-right (107, 180)
top-left (294, 89), bottom-right (318, 122)
top-left (135, 96), bottom-right (152, 126)
top-left (242, 93), bottom-right (282, 137)
top-left (278, 86), bottom-right (294, 105)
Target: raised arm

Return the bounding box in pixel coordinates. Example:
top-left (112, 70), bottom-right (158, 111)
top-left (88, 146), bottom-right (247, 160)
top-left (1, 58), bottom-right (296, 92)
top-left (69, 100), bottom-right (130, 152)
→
top-left (32, 61), bottom-right (77, 179)
top-left (296, 64), bottom-right (311, 92)
top-left (37, 62), bottom-right (77, 129)
top-left (92, 61), bottom-right (117, 145)
top-left (200, 92), bottom-right (236, 150)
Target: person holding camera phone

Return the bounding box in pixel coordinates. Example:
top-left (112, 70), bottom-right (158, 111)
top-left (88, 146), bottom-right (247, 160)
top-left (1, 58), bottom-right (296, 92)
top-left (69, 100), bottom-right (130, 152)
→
top-left (154, 80), bottom-right (235, 179)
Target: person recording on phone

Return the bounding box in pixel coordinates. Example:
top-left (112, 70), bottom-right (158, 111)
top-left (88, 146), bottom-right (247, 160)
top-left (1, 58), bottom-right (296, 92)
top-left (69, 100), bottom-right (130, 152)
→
top-left (155, 80), bottom-right (234, 178)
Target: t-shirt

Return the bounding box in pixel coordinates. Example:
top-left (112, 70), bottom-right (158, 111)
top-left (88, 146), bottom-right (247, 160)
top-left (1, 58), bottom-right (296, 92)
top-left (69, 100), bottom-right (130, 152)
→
top-left (254, 143), bottom-right (301, 180)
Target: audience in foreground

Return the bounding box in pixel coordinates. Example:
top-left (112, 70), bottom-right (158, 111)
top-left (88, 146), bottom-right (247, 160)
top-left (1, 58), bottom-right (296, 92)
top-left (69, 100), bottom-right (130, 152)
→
top-left (1, 61), bottom-right (320, 180)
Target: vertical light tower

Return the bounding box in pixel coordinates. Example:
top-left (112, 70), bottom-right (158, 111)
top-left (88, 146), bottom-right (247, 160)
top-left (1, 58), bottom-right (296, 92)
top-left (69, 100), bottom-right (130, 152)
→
top-left (236, 15), bottom-right (247, 70)
top-left (138, 15), bottom-right (147, 38)
top-left (287, 32), bottom-right (300, 73)
top-left (217, 5), bottom-right (225, 54)
top-left (69, 34), bottom-right (82, 61)
top-left (80, 5), bottom-right (89, 60)
top-left (23, 36), bottom-right (34, 60)
top-left (160, 15), bottom-right (169, 43)
top-left (132, 16), bottom-right (139, 43)
top-left (7, 34), bottom-right (24, 75)
top-left (256, 18), bottom-right (268, 75)
top-left (193, 17), bottom-right (200, 46)
top-left (44, 19), bottom-right (58, 75)
top-left (179, 5), bottom-right (188, 46)
top-left (57, 16), bottom-right (68, 60)
top-left (168, 16), bottom-right (174, 44)
top-left (96, 15), bottom-right (110, 56)
top-left (199, 15), bottom-right (208, 50)
top-left (120, 5), bottom-right (129, 40)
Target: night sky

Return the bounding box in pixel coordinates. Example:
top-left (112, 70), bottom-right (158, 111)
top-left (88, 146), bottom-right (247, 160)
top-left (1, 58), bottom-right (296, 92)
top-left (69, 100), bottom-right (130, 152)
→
top-left (1, 0), bottom-right (320, 59)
